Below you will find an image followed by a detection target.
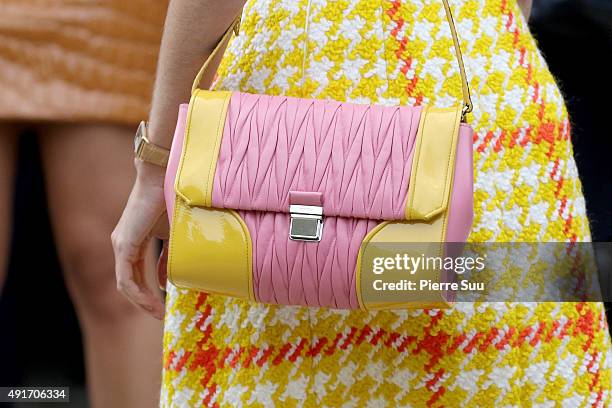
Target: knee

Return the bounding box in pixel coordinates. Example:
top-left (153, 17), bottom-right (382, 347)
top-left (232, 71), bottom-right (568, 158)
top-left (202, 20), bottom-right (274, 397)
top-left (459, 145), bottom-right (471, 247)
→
top-left (61, 230), bottom-right (137, 325)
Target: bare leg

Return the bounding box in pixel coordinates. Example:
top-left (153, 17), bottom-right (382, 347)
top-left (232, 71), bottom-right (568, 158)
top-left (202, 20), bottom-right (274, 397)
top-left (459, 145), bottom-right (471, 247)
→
top-left (38, 123), bottom-right (162, 408)
top-left (0, 123), bottom-right (19, 294)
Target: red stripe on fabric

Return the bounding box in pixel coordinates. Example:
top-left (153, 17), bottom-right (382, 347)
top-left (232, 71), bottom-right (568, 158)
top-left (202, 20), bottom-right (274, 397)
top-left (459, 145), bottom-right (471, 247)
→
top-left (545, 320), bottom-right (561, 342)
top-left (229, 348), bottom-right (244, 368)
top-left (193, 347), bottom-right (220, 388)
top-left (449, 333), bottom-right (467, 353)
top-left (515, 326), bottom-right (533, 347)
top-left (397, 335), bottom-right (417, 353)
top-left (532, 82), bottom-right (539, 103)
top-left (425, 368), bottom-right (445, 390)
top-left (369, 328), bottom-right (387, 346)
top-left (164, 350), bottom-right (176, 370)
top-left (592, 384), bottom-right (603, 407)
top-left (273, 344), bottom-right (292, 365)
top-left (385, 332), bottom-right (401, 348)
top-left (167, 316), bottom-right (596, 373)
top-left (463, 332), bottom-right (484, 353)
top-left (307, 337), bottom-right (328, 357)
top-left (508, 129), bottom-right (520, 148)
top-left (555, 178), bottom-right (565, 199)
top-left (243, 347), bottom-right (260, 368)
top-left (201, 383), bottom-right (217, 407)
top-left (341, 327), bottom-right (359, 349)
top-left (289, 338), bottom-right (307, 362)
top-left (257, 347), bottom-right (275, 367)
top-left (496, 327), bottom-right (515, 350)
top-left (477, 131), bottom-right (494, 153)
top-left (520, 127), bottom-right (532, 147)
top-left (505, 8), bottom-right (513, 30)
top-left (195, 292), bottom-right (209, 310)
top-left (356, 325), bottom-right (373, 345)
top-left (493, 130), bottom-right (506, 152)
top-left (480, 327), bottom-right (499, 352)
top-left (175, 351), bottom-right (193, 371)
top-left (426, 386), bottom-right (445, 407)
top-left (325, 333), bottom-right (344, 355)
top-left (529, 323), bottom-right (545, 347)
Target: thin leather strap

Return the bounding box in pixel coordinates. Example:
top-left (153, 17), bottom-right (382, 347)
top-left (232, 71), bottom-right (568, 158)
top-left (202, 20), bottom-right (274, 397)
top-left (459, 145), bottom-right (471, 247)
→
top-left (191, 15), bottom-right (241, 93)
top-left (441, 0), bottom-right (473, 116)
top-left (192, 1), bottom-right (473, 117)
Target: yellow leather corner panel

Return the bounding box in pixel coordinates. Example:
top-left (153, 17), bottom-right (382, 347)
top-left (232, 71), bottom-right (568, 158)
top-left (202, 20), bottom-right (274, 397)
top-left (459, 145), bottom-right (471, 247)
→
top-left (168, 199), bottom-right (254, 301)
top-left (175, 89), bottom-right (232, 207)
top-left (356, 106), bottom-right (462, 310)
top-left (405, 106), bottom-right (462, 221)
top-left (356, 219), bottom-right (450, 311)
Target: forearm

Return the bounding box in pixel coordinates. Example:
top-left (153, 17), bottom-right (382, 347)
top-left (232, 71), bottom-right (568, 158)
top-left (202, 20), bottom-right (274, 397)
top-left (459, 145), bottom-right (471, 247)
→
top-left (517, 0), bottom-right (532, 20)
top-left (147, 0), bottom-right (244, 149)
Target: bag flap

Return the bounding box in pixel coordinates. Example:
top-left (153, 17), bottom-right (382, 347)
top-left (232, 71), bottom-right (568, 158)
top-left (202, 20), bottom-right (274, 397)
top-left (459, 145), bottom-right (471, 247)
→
top-left (175, 90), bottom-right (463, 221)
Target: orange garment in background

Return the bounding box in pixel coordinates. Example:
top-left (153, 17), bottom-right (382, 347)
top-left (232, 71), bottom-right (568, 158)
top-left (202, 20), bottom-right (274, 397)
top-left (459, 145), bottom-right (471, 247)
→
top-left (0, 1), bottom-right (167, 125)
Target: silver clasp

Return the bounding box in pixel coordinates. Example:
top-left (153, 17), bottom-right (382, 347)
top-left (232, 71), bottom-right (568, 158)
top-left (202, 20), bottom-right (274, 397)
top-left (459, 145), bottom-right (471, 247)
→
top-left (289, 205), bottom-right (323, 242)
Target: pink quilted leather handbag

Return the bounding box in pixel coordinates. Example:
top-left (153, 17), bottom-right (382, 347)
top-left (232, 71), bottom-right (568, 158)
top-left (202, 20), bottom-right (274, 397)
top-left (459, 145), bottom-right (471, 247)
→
top-left (164, 0), bottom-right (474, 310)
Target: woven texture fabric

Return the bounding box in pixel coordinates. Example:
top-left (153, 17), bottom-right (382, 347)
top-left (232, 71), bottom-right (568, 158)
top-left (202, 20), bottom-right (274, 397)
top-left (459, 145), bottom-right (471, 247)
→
top-left (0, 1), bottom-right (166, 124)
top-left (162, 0), bottom-right (612, 407)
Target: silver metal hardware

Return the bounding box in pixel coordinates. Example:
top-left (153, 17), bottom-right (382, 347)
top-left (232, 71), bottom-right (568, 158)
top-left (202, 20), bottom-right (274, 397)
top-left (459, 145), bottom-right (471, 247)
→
top-left (134, 121), bottom-right (148, 155)
top-left (461, 102), bottom-right (472, 123)
top-left (289, 205), bottom-right (323, 242)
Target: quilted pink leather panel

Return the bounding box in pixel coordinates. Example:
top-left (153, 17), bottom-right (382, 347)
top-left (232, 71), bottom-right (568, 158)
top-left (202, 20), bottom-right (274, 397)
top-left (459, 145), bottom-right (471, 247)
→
top-left (239, 211), bottom-right (378, 309)
top-left (211, 92), bottom-right (423, 220)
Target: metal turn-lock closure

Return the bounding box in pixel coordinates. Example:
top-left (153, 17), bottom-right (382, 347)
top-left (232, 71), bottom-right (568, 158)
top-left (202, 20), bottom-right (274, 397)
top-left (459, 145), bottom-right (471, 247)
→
top-left (289, 205), bottom-right (324, 242)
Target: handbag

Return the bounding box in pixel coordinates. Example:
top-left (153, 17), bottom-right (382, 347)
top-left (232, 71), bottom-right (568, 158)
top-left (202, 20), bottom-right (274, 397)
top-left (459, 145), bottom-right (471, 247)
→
top-left (163, 0), bottom-right (474, 310)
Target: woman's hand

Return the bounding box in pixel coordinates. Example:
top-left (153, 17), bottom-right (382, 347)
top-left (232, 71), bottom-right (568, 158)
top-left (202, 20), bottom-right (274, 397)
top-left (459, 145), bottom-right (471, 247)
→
top-left (112, 162), bottom-right (168, 320)
top-left (111, 0), bottom-right (245, 319)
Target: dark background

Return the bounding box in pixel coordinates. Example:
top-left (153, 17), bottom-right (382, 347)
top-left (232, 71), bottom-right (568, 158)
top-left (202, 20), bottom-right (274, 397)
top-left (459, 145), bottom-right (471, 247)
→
top-left (0, 2), bottom-right (611, 406)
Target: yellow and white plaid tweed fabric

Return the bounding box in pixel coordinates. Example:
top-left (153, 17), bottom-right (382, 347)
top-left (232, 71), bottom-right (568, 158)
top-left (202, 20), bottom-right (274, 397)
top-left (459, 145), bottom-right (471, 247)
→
top-left (161, 0), bottom-right (612, 406)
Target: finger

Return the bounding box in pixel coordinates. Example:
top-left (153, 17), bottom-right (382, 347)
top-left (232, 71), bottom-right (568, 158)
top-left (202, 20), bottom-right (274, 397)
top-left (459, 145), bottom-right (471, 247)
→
top-left (133, 238), bottom-right (166, 318)
top-left (133, 224), bottom-right (167, 312)
top-left (152, 213), bottom-right (170, 240)
top-left (115, 248), bottom-right (165, 320)
top-left (157, 240), bottom-right (169, 291)
top-left (111, 179), bottom-right (168, 319)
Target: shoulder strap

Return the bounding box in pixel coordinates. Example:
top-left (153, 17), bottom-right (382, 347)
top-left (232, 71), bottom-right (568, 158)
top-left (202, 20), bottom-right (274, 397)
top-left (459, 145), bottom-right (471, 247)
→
top-left (441, 0), bottom-right (473, 117)
top-left (192, 0), bottom-right (473, 118)
top-left (191, 15), bottom-right (241, 94)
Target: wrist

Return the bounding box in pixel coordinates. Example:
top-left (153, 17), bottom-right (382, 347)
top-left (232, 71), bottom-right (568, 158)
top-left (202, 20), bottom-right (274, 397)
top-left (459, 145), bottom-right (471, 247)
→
top-left (145, 120), bottom-right (172, 150)
top-left (134, 120), bottom-right (171, 168)
top-left (135, 158), bottom-right (166, 185)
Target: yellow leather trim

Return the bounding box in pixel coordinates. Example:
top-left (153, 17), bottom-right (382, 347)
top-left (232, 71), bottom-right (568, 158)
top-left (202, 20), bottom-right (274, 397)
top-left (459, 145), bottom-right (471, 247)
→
top-left (405, 105), bottom-right (462, 221)
top-left (356, 219), bottom-right (451, 311)
top-left (355, 221), bottom-right (389, 310)
top-left (168, 198), bottom-right (254, 301)
top-left (175, 89), bottom-right (232, 207)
